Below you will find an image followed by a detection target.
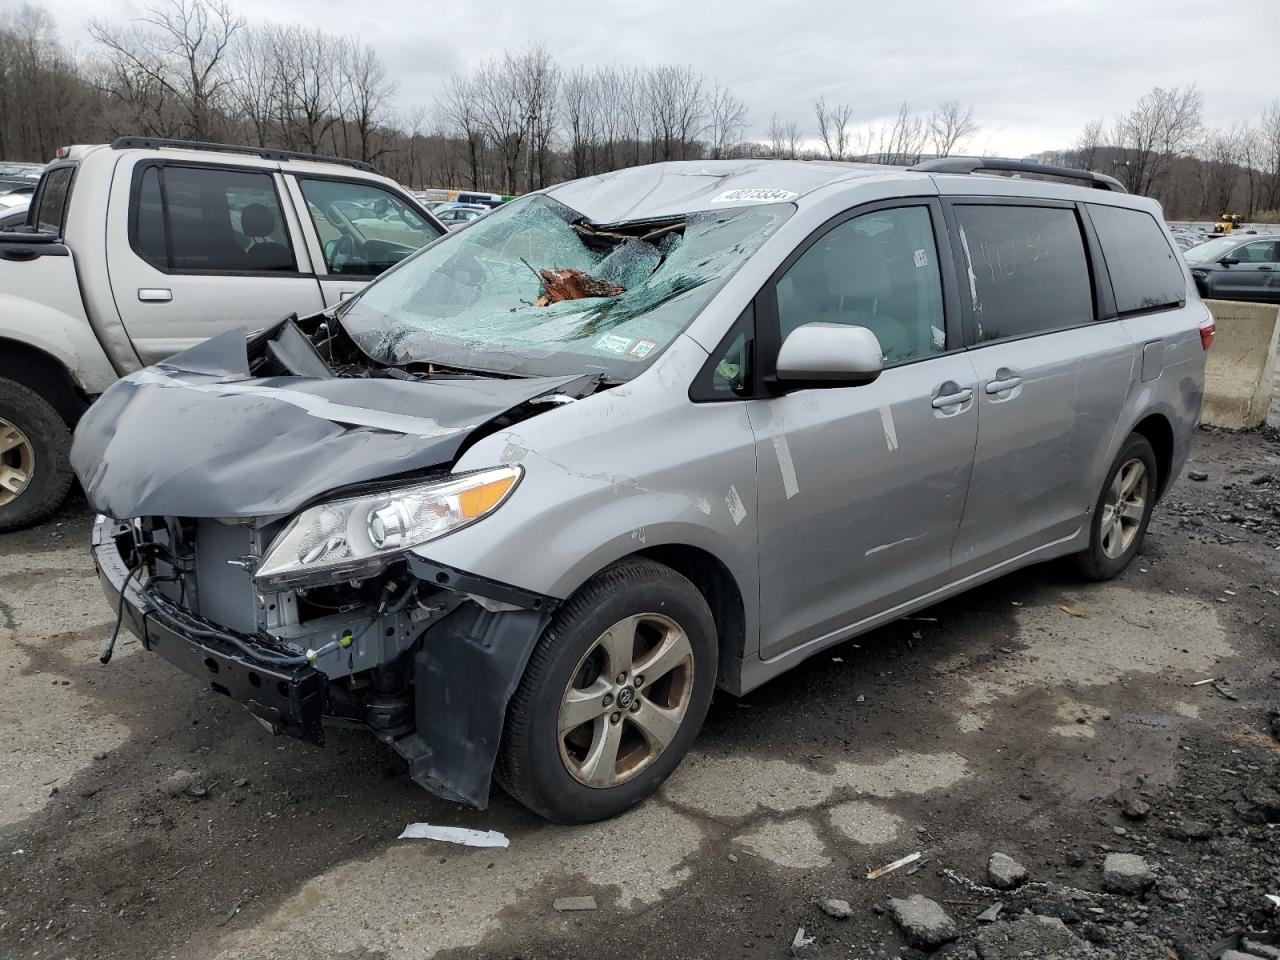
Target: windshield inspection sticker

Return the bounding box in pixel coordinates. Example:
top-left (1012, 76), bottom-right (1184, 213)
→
top-left (710, 188), bottom-right (799, 204)
top-left (596, 333), bottom-right (633, 355)
top-left (627, 338), bottom-right (659, 360)
top-left (913, 248), bottom-right (929, 268)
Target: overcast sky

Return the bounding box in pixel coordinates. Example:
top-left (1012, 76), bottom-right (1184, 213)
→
top-left (42, 0), bottom-right (1273, 157)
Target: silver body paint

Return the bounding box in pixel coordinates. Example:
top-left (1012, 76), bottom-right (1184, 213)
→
top-left (411, 162), bottom-right (1206, 695)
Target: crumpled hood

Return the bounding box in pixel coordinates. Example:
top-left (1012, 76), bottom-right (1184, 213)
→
top-left (71, 328), bottom-right (579, 520)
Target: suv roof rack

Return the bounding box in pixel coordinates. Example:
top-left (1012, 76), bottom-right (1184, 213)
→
top-left (909, 156), bottom-right (1127, 193)
top-left (109, 137), bottom-right (377, 174)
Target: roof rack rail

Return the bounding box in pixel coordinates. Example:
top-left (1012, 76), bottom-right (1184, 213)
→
top-left (909, 156), bottom-right (1126, 193)
top-left (109, 137), bottom-right (377, 174)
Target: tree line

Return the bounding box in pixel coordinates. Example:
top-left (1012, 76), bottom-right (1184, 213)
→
top-left (2, 0), bottom-right (1277, 219)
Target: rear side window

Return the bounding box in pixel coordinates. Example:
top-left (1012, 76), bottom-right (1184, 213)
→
top-left (954, 204), bottom-right (1093, 342)
top-left (34, 166), bottom-right (75, 235)
top-left (130, 165), bottom-right (296, 274)
top-left (1087, 204), bottom-right (1186, 314)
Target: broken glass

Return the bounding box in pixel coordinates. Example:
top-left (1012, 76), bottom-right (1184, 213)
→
top-left (337, 194), bottom-right (791, 380)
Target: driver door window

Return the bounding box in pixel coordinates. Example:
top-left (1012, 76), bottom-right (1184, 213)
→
top-left (775, 205), bottom-right (947, 364)
top-left (297, 178), bottom-right (442, 278)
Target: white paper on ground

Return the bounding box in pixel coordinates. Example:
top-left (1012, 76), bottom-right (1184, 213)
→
top-left (398, 823), bottom-right (510, 848)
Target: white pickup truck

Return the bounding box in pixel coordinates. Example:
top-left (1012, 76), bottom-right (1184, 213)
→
top-left (0, 138), bottom-right (445, 531)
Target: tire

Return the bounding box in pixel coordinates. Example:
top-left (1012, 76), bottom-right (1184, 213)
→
top-left (496, 558), bottom-right (718, 823)
top-left (0, 378), bottom-right (74, 533)
top-left (1071, 433), bottom-right (1158, 581)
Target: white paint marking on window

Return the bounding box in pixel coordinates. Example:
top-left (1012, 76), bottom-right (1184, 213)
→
top-left (725, 484), bottom-right (748, 525)
top-left (913, 248), bottom-right (929, 268)
top-left (772, 432), bottom-right (799, 499)
top-left (879, 404), bottom-right (899, 452)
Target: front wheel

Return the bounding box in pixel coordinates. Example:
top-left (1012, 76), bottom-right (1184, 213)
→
top-left (1071, 433), bottom-right (1157, 581)
top-left (496, 559), bottom-right (717, 823)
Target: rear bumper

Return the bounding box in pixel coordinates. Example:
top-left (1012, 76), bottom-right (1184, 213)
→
top-left (91, 516), bottom-right (327, 743)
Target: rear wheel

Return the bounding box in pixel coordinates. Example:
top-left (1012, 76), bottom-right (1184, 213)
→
top-left (1071, 433), bottom-right (1157, 581)
top-left (496, 559), bottom-right (717, 823)
top-left (0, 378), bottom-right (73, 533)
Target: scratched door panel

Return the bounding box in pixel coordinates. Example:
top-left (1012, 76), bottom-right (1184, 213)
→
top-left (751, 351), bottom-right (979, 661)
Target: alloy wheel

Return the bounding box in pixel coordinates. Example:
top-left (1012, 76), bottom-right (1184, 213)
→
top-left (1099, 458), bottom-right (1148, 559)
top-left (557, 613), bottom-right (695, 788)
top-left (0, 416), bottom-right (33, 508)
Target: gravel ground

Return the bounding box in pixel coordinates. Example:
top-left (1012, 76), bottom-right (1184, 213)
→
top-left (1, 426), bottom-right (1277, 960)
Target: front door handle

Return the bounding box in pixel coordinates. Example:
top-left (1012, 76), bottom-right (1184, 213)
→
top-left (932, 388), bottom-right (973, 408)
top-left (986, 376), bottom-right (1023, 394)
top-left (1258, 265), bottom-right (1274, 272)
top-left (138, 288), bottom-right (173, 302)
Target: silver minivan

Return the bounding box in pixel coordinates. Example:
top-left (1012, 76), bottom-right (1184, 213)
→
top-left (75, 158), bottom-right (1212, 823)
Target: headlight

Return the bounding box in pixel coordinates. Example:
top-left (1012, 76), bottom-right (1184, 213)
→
top-left (254, 466), bottom-right (521, 588)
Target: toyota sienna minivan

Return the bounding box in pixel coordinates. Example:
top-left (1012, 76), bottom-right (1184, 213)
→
top-left (74, 157), bottom-right (1212, 823)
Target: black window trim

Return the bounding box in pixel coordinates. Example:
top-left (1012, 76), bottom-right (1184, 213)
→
top-left (292, 171), bottom-right (447, 280)
top-left (127, 158), bottom-right (311, 279)
top-left (688, 302), bottom-right (756, 403)
top-left (30, 160), bottom-right (79, 238)
top-left (747, 196), bottom-right (962, 395)
top-left (1079, 202), bottom-right (1187, 320)
top-left (942, 196), bottom-right (1106, 350)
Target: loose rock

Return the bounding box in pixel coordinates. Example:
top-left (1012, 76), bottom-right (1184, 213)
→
top-left (1101, 853), bottom-right (1154, 895)
top-left (974, 916), bottom-right (1091, 959)
top-left (161, 769), bottom-right (199, 797)
top-left (1187, 470), bottom-right (1208, 481)
top-left (1121, 796), bottom-right (1151, 820)
top-left (887, 894), bottom-right (957, 949)
top-left (987, 852), bottom-right (1029, 889)
top-left (816, 897), bottom-right (853, 919)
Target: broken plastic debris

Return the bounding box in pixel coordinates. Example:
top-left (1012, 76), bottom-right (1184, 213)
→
top-left (866, 851), bottom-right (921, 880)
top-left (976, 902), bottom-right (1003, 923)
top-left (1058, 604), bottom-right (1087, 618)
top-left (1189, 677), bottom-right (1221, 686)
top-left (1266, 894), bottom-right (1280, 908)
top-left (790, 926), bottom-right (816, 952)
top-left (398, 823), bottom-right (510, 847)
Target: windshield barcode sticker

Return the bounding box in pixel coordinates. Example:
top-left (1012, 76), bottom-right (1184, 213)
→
top-left (596, 334), bottom-right (633, 354)
top-left (710, 188), bottom-right (799, 204)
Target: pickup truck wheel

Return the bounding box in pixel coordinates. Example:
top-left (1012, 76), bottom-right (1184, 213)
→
top-left (0, 378), bottom-right (73, 533)
top-left (495, 559), bottom-right (717, 823)
top-left (1071, 433), bottom-right (1157, 581)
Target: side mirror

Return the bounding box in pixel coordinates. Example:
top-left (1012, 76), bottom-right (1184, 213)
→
top-left (1219, 256), bottom-right (1239, 266)
top-left (775, 322), bottom-right (883, 387)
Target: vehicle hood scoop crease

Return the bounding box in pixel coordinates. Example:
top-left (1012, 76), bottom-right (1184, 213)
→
top-left (71, 327), bottom-right (579, 520)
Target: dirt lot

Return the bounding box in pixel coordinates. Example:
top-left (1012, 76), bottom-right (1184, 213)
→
top-left (1, 426), bottom-right (1278, 960)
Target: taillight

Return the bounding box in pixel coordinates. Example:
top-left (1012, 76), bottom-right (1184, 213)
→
top-left (54, 146), bottom-right (69, 159)
top-left (1199, 322), bottom-right (1215, 351)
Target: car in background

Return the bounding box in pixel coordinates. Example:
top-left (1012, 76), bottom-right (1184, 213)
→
top-left (433, 202), bottom-right (488, 228)
top-left (0, 193), bottom-right (29, 230)
top-left (0, 162), bottom-right (43, 196)
top-left (1184, 235), bottom-right (1280, 303)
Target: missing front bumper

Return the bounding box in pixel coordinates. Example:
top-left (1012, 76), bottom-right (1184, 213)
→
top-left (91, 516), bottom-right (327, 743)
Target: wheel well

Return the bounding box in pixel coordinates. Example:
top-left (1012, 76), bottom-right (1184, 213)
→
top-left (0, 339), bottom-right (90, 427)
top-left (1131, 413), bottom-right (1174, 500)
top-left (632, 544), bottom-right (746, 687)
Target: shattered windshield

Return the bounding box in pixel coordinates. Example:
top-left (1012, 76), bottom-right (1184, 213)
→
top-left (336, 194), bottom-right (790, 379)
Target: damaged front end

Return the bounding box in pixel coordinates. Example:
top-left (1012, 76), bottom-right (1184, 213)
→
top-left (77, 320), bottom-right (585, 807)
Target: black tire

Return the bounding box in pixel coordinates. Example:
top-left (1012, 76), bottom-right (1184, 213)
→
top-left (0, 378), bottom-right (74, 533)
top-left (1071, 433), bottom-right (1158, 581)
top-left (496, 558), bottom-right (717, 823)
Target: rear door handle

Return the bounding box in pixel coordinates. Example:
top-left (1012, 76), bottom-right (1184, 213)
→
top-left (932, 388), bottom-right (973, 408)
top-left (137, 288), bottom-right (172, 302)
top-left (986, 376), bottom-right (1023, 394)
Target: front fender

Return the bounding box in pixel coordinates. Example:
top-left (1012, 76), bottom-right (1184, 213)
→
top-left (0, 286), bottom-right (119, 396)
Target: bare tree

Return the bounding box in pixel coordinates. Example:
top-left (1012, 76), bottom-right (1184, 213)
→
top-left (767, 114), bottom-right (802, 159)
top-left (706, 83), bottom-right (747, 159)
top-left (1261, 98), bottom-right (1280, 212)
top-left (1074, 117), bottom-right (1107, 171)
top-left (646, 64), bottom-right (705, 162)
top-left (927, 100), bottom-right (977, 157)
top-left (1114, 84), bottom-right (1202, 197)
top-left (90, 0), bottom-right (241, 141)
top-left (340, 39), bottom-right (397, 163)
top-left (813, 94), bottom-right (853, 160)
top-left (440, 73), bottom-right (485, 189)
